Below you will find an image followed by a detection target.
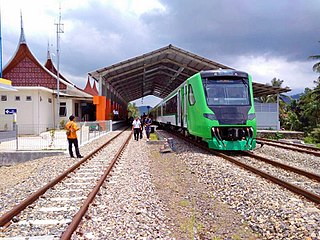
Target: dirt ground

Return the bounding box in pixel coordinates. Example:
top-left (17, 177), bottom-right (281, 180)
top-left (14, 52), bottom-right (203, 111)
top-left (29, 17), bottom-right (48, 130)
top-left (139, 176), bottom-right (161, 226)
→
top-left (149, 143), bottom-right (260, 239)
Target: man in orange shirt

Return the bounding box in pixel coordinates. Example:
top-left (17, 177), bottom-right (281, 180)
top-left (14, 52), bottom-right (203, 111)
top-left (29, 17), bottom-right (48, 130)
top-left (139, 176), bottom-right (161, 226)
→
top-left (65, 115), bottom-right (83, 158)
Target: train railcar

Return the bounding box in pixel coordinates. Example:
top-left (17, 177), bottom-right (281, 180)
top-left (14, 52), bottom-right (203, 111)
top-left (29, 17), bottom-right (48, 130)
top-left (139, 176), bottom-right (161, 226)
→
top-left (152, 69), bottom-right (256, 151)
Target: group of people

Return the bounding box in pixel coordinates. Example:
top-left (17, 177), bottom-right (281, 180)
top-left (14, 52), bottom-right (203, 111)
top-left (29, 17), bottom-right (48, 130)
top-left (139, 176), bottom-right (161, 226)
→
top-left (132, 113), bottom-right (152, 141)
top-left (65, 113), bottom-right (153, 159)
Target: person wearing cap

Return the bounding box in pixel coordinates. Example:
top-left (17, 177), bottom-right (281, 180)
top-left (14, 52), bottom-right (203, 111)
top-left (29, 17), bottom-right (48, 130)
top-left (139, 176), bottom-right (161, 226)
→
top-left (65, 115), bottom-right (83, 158)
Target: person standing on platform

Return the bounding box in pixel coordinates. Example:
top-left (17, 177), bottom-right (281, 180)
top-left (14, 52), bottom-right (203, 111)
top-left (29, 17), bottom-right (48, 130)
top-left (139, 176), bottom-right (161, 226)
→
top-left (140, 113), bottom-right (146, 139)
top-left (65, 115), bottom-right (83, 158)
top-left (113, 109), bottom-right (119, 121)
top-left (132, 116), bottom-right (141, 141)
top-left (144, 115), bottom-right (152, 142)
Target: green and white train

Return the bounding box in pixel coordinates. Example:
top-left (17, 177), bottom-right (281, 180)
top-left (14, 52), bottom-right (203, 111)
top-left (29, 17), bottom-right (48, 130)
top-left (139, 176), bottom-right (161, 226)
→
top-left (152, 69), bottom-right (256, 151)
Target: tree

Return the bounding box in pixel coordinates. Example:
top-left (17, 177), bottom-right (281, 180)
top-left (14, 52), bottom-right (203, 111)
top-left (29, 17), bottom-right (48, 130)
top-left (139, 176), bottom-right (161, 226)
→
top-left (305, 44), bottom-right (320, 133)
top-left (309, 41), bottom-right (320, 81)
top-left (311, 80), bottom-right (320, 101)
top-left (127, 102), bottom-right (139, 118)
top-left (297, 88), bottom-right (320, 132)
top-left (256, 77), bottom-right (286, 103)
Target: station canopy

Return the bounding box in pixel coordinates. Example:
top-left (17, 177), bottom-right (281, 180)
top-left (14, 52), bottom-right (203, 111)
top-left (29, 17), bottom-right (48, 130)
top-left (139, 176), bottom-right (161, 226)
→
top-left (89, 45), bottom-right (291, 102)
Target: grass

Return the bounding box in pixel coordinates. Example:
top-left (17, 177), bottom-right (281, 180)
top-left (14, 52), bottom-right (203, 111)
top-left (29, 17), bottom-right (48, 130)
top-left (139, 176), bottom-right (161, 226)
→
top-left (179, 199), bottom-right (189, 207)
top-left (149, 133), bottom-right (158, 140)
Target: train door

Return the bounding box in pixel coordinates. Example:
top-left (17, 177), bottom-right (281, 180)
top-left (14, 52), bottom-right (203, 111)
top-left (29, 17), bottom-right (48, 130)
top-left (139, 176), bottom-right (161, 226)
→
top-left (177, 90), bottom-right (181, 127)
top-left (183, 84), bottom-right (188, 127)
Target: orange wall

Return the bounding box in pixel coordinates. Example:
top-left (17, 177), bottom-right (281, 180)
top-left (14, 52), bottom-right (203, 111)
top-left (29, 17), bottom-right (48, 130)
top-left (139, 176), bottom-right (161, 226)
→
top-left (93, 96), bottom-right (106, 121)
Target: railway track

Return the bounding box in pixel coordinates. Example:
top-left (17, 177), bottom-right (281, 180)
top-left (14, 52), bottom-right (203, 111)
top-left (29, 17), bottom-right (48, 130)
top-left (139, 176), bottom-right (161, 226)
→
top-left (165, 129), bottom-right (320, 205)
top-left (256, 137), bottom-right (320, 157)
top-left (0, 129), bottom-right (132, 239)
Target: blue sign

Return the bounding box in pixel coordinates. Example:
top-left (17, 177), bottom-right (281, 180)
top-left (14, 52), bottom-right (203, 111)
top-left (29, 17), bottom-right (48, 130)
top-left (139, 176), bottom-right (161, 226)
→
top-left (5, 109), bottom-right (17, 114)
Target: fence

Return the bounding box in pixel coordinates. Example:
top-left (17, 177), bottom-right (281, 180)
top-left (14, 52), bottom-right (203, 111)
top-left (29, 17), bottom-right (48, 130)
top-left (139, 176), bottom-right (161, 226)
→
top-left (0, 120), bottom-right (113, 151)
top-left (0, 114), bottom-right (14, 131)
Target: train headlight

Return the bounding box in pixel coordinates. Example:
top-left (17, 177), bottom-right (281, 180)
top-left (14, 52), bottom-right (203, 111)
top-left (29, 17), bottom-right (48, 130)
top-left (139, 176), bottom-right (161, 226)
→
top-left (248, 113), bottom-right (256, 120)
top-left (203, 113), bottom-right (217, 120)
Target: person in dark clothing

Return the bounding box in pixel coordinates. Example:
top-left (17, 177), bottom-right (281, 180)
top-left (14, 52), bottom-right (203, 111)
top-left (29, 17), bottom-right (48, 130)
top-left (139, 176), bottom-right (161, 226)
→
top-left (140, 113), bottom-right (146, 139)
top-left (144, 115), bottom-right (152, 142)
top-left (65, 115), bottom-right (83, 158)
top-left (132, 116), bottom-right (141, 141)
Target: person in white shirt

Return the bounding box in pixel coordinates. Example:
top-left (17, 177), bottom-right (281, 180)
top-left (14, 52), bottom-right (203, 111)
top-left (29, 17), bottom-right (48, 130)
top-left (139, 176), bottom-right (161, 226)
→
top-left (113, 109), bottom-right (119, 121)
top-left (132, 116), bottom-right (141, 141)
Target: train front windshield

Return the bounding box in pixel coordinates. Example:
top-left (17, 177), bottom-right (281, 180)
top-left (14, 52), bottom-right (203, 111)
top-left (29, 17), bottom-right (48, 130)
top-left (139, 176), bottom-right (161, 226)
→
top-left (203, 78), bottom-right (250, 106)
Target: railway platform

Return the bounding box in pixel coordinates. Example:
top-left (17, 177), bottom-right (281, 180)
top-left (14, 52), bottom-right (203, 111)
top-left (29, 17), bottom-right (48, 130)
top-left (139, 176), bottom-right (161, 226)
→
top-left (0, 121), bottom-right (127, 166)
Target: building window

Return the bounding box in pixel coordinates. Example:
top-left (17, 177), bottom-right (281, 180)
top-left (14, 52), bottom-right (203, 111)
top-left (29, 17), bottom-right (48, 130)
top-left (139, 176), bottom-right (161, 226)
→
top-left (26, 96), bottom-right (32, 101)
top-left (48, 98), bottom-right (52, 103)
top-left (75, 103), bottom-right (79, 117)
top-left (59, 102), bottom-right (67, 117)
top-left (15, 96), bottom-right (20, 101)
top-left (1, 95), bottom-right (7, 101)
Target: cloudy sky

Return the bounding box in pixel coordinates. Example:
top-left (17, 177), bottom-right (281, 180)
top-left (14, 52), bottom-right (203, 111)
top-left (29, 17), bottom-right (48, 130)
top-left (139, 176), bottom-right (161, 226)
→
top-left (1, 0), bottom-right (320, 106)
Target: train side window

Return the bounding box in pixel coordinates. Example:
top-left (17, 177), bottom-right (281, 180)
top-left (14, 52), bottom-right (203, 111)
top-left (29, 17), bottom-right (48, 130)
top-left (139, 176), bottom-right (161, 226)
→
top-left (188, 84), bottom-right (196, 106)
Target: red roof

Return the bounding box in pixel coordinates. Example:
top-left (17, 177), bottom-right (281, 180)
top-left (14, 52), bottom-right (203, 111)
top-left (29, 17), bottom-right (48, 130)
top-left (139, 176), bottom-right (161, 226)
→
top-left (83, 77), bottom-right (98, 96)
top-left (3, 42), bottom-right (67, 90)
top-left (44, 56), bottom-right (72, 85)
top-left (92, 80), bottom-right (99, 95)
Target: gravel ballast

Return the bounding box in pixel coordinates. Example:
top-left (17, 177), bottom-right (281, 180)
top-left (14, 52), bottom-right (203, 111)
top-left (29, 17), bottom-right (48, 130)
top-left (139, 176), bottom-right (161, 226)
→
top-left (1, 130), bottom-right (320, 239)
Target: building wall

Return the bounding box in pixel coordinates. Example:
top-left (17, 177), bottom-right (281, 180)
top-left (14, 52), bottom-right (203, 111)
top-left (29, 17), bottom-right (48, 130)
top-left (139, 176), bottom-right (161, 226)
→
top-left (0, 89), bottom-right (55, 134)
top-left (57, 98), bottom-right (83, 125)
top-left (255, 103), bottom-right (279, 130)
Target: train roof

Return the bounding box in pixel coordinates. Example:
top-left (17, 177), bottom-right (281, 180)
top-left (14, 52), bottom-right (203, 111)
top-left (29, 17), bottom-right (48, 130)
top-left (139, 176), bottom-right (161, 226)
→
top-left (200, 69), bottom-right (249, 78)
top-left (89, 45), bottom-right (291, 103)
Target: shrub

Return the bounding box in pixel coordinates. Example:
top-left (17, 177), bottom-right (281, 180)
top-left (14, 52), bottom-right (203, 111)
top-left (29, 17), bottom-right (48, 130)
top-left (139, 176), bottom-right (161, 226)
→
top-left (59, 119), bottom-right (66, 129)
top-left (309, 125), bottom-right (320, 143)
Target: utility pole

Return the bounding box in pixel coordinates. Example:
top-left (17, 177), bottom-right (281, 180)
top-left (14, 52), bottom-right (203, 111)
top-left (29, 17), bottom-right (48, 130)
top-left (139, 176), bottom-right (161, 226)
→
top-left (54, 4), bottom-right (64, 129)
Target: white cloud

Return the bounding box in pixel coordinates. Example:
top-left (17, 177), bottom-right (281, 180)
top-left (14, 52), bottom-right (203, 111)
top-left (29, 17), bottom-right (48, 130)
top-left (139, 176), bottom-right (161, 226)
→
top-left (109, 0), bottom-right (166, 16)
top-left (2, 0), bottom-right (319, 106)
top-left (232, 55), bottom-right (319, 94)
top-left (131, 95), bottom-right (162, 107)
top-left (2, 0), bottom-right (57, 36)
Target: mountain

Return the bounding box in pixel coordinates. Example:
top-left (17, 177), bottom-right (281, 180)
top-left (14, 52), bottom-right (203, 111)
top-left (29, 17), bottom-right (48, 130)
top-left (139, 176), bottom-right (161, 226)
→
top-left (279, 93), bottom-right (304, 103)
top-left (290, 93), bottom-right (303, 100)
top-left (138, 106), bottom-right (152, 116)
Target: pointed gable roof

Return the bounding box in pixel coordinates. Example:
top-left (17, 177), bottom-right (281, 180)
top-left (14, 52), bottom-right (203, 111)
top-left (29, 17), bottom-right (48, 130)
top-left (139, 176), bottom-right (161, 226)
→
top-left (92, 80), bottom-right (99, 95)
top-left (83, 77), bottom-right (98, 96)
top-left (3, 14), bottom-right (67, 90)
top-left (83, 77), bottom-right (93, 94)
top-left (44, 47), bottom-right (72, 85)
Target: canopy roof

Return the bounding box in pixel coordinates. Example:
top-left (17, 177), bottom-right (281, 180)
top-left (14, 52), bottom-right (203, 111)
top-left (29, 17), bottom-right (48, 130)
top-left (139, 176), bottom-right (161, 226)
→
top-left (89, 45), bottom-right (290, 102)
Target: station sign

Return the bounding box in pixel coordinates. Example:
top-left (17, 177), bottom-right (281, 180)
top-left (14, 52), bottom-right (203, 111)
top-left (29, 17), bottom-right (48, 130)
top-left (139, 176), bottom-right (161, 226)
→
top-left (5, 109), bottom-right (17, 114)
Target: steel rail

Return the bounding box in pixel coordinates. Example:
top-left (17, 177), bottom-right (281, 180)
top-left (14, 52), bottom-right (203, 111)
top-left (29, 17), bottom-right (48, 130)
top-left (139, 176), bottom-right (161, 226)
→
top-left (257, 138), bottom-right (320, 157)
top-left (257, 137), bottom-right (320, 151)
top-left (243, 151), bottom-right (320, 182)
top-left (211, 150), bottom-right (320, 205)
top-left (0, 129), bottom-right (126, 227)
top-left (60, 131), bottom-right (133, 239)
top-left (166, 130), bottom-right (320, 205)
